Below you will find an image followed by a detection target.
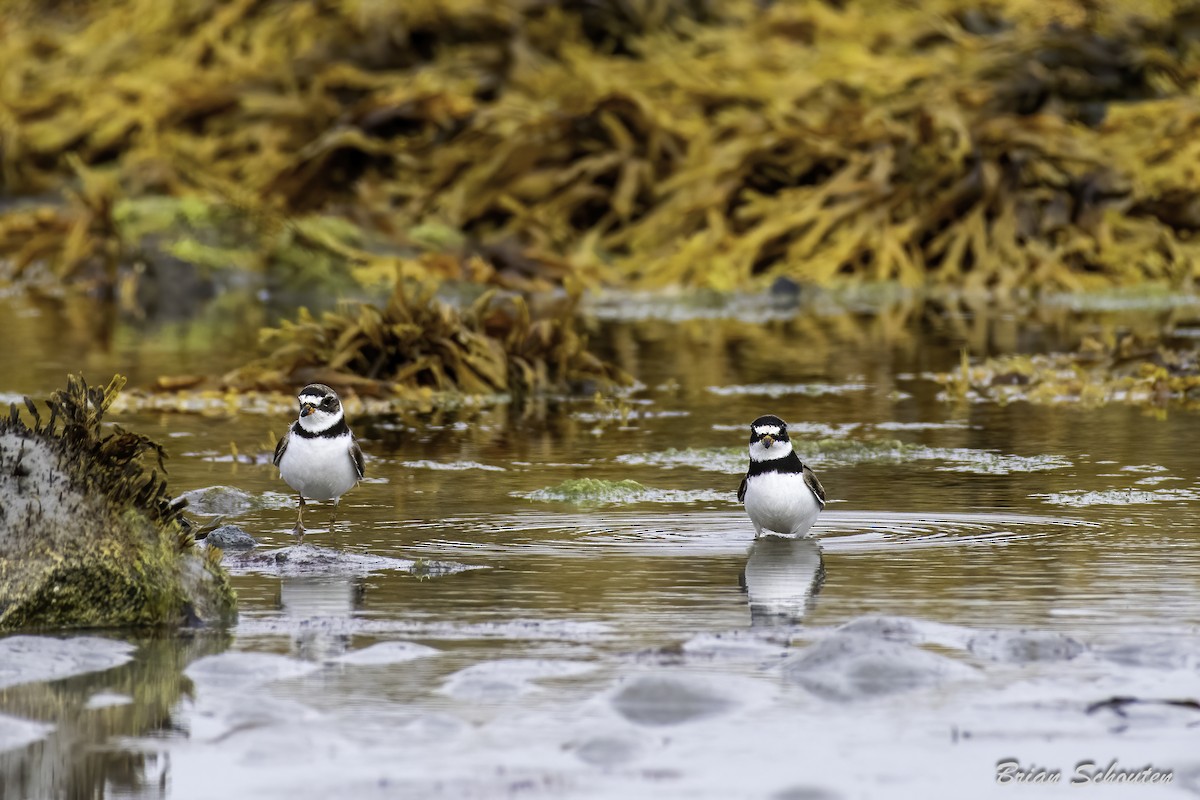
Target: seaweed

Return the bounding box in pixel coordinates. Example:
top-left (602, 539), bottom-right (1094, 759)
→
top-left (4, 1), bottom-right (1200, 292)
top-left (209, 278), bottom-right (630, 402)
top-left (934, 332), bottom-right (1200, 407)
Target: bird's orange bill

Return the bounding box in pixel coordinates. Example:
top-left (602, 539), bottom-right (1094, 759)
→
top-left (300, 404), bottom-right (316, 417)
top-left (761, 435), bottom-right (775, 448)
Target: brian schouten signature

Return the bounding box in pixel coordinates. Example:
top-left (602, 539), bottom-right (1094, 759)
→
top-left (996, 759), bottom-right (1174, 785)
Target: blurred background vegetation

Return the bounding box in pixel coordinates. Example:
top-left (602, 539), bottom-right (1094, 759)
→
top-left (4, 0), bottom-right (1200, 296)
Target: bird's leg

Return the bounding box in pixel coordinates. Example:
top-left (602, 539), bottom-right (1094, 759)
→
top-left (293, 495), bottom-right (306, 541)
top-left (329, 497), bottom-right (340, 532)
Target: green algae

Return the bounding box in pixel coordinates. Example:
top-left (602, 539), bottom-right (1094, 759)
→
top-left (0, 375), bottom-right (235, 630)
top-left (522, 479), bottom-right (729, 506)
top-left (525, 479), bottom-right (650, 506)
top-left (1033, 487), bottom-right (1200, 506)
top-left (614, 438), bottom-right (1070, 475)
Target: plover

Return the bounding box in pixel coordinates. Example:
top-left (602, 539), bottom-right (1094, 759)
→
top-left (738, 414), bottom-right (826, 537)
top-left (273, 383), bottom-right (363, 538)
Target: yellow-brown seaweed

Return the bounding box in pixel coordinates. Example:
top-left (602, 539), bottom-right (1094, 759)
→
top-left (935, 332), bottom-right (1200, 407)
top-left (168, 279), bottom-right (632, 404)
top-left (2, 1), bottom-right (1200, 292)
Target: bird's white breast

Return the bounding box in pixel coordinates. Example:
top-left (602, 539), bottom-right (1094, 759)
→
top-left (278, 433), bottom-right (359, 501)
top-left (743, 471), bottom-right (822, 537)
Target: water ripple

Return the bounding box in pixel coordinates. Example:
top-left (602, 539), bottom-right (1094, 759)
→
top-left (390, 510), bottom-right (1093, 558)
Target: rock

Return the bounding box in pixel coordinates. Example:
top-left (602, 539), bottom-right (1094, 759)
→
top-left (0, 713), bottom-right (53, 754)
top-left (771, 788), bottom-right (842, 800)
top-left (835, 615), bottom-right (977, 650)
top-left (0, 636), bottom-right (135, 690)
top-left (0, 376), bottom-right (235, 630)
top-left (184, 652), bottom-right (321, 689)
top-left (204, 525), bottom-right (258, 551)
top-left (967, 630), bottom-right (1085, 663)
top-left (438, 659), bottom-right (595, 702)
top-left (331, 641), bottom-right (441, 666)
top-left (1094, 636), bottom-right (1200, 670)
top-left (783, 634), bottom-right (978, 702)
top-left (836, 615), bottom-right (923, 642)
top-left (768, 275), bottom-right (804, 299)
top-left (571, 736), bottom-right (640, 767)
top-left (448, 659), bottom-right (593, 699)
top-left (222, 544), bottom-right (421, 577)
top-left (178, 486), bottom-right (259, 515)
top-left (610, 676), bottom-right (733, 726)
top-left (178, 485), bottom-right (290, 515)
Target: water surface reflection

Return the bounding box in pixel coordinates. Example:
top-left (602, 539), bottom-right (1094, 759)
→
top-left (5, 293), bottom-right (1200, 797)
top-left (741, 537), bottom-right (825, 626)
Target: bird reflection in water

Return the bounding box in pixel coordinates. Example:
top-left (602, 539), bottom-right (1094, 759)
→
top-left (740, 536), bottom-right (825, 626)
top-left (278, 576), bottom-right (365, 660)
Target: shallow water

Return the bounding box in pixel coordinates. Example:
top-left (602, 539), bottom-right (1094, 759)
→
top-left (3, 292), bottom-right (1200, 798)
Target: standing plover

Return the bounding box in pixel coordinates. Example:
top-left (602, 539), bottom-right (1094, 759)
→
top-left (738, 414), bottom-right (825, 537)
top-left (273, 383), bottom-right (363, 538)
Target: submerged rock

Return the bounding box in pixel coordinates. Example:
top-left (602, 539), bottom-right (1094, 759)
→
top-left (222, 544), bottom-right (442, 578)
top-left (1093, 636), bottom-right (1200, 670)
top-left (967, 630), bottom-right (1085, 663)
top-left (0, 636), bottom-right (135, 690)
top-left (438, 659), bottom-right (595, 702)
top-left (0, 376), bottom-right (235, 630)
top-left (770, 787), bottom-right (842, 800)
top-left (204, 525), bottom-right (258, 551)
top-left (835, 616), bottom-right (924, 643)
top-left (331, 641), bottom-right (441, 666)
top-left (570, 736), bottom-right (642, 767)
top-left (783, 634), bottom-right (978, 702)
top-left (610, 676), bottom-right (733, 726)
top-left (177, 486), bottom-right (261, 516)
top-left (184, 652), bottom-right (321, 689)
top-left (0, 713), bottom-right (53, 754)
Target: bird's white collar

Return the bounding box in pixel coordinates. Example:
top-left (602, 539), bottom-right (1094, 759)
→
top-left (749, 438), bottom-right (793, 462)
top-left (298, 407), bottom-right (343, 434)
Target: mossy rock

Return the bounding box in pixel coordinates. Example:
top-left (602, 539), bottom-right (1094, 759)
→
top-left (0, 376), bottom-right (235, 630)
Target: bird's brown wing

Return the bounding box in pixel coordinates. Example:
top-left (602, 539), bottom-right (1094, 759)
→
top-left (737, 475), bottom-right (748, 504)
top-left (272, 432), bottom-right (288, 467)
top-left (803, 464), bottom-right (827, 508)
top-left (350, 437), bottom-right (365, 479)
